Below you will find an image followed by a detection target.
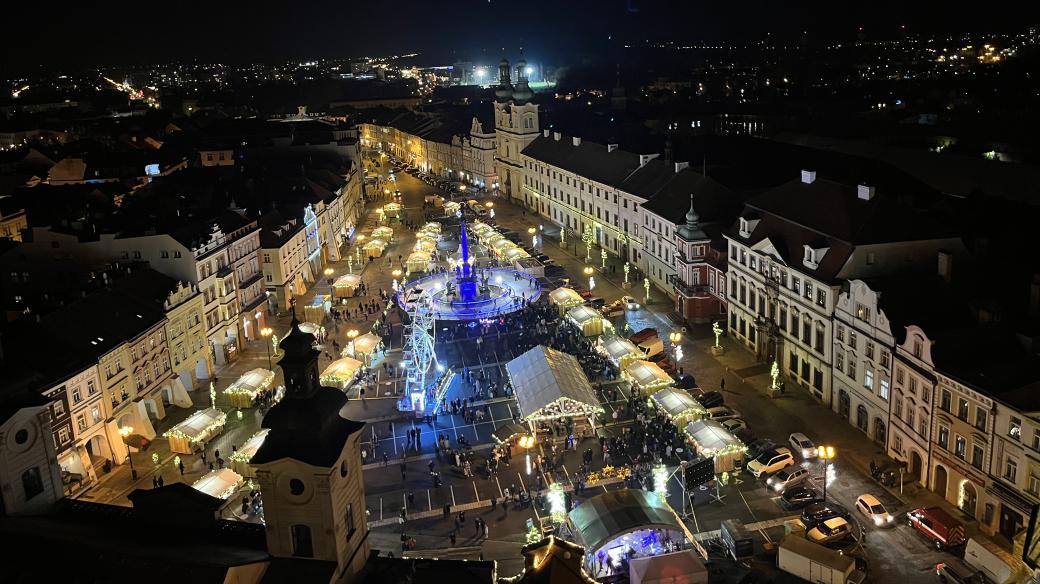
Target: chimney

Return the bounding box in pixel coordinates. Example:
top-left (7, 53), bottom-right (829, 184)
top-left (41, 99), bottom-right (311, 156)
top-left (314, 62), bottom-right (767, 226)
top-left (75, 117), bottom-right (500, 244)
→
top-left (801, 170), bottom-right (816, 184)
top-left (938, 250), bottom-right (953, 283)
top-left (543, 129), bottom-right (550, 138)
top-left (607, 144), bottom-right (618, 153)
top-left (553, 132), bottom-right (561, 141)
top-left (674, 161), bottom-right (690, 173)
top-left (1030, 274), bottom-right (1040, 317)
top-left (858, 184), bottom-right (876, 200)
top-left (572, 137), bottom-right (582, 147)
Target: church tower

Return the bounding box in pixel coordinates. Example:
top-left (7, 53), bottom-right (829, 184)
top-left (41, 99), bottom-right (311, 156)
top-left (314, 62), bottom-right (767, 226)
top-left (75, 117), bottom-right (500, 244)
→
top-left (493, 52), bottom-right (540, 205)
top-left (251, 310), bottom-right (368, 581)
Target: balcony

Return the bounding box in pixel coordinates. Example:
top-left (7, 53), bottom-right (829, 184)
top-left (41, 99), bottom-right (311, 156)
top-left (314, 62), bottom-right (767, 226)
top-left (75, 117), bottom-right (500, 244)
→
top-left (238, 271), bottom-right (264, 289)
top-left (669, 274), bottom-right (708, 297)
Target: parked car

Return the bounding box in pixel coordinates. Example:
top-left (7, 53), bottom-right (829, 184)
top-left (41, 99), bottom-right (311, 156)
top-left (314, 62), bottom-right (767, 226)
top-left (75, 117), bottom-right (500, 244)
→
top-left (781, 486), bottom-right (825, 508)
top-left (695, 390), bottom-right (724, 409)
top-left (788, 433), bottom-right (817, 459)
top-left (721, 418), bottom-right (748, 433)
top-left (855, 494), bottom-right (894, 527)
top-left (807, 517), bottom-right (853, 544)
top-left (621, 295), bottom-right (641, 310)
top-left (801, 503), bottom-right (851, 527)
top-left (746, 438), bottom-right (777, 461)
top-left (768, 467), bottom-right (810, 492)
top-left (935, 562), bottom-right (985, 584)
top-left (907, 507), bottom-right (966, 550)
top-left (705, 406), bottom-right (742, 422)
top-left (747, 447), bottom-right (794, 478)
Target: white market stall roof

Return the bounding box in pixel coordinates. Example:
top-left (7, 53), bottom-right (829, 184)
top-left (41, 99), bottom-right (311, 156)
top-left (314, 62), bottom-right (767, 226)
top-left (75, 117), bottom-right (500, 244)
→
top-left (422, 222), bottom-right (442, 233)
top-left (650, 387), bottom-right (706, 420)
top-left (164, 408), bottom-right (226, 444)
top-left (321, 357), bottom-right (364, 388)
top-left (567, 305), bottom-right (604, 326)
top-left (491, 238), bottom-right (515, 250)
top-left (192, 468), bottom-right (243, 500)
top-left (597, 336), bottom-right (642, 365)
top-left (364, 238), bottom-right (388, 249)
top-left (684, 419), bottom-right (744, 456)
top-left (352, 332), bottom-right (381, 355)
top-left (371, 226), bottom-right (394, 240)
top-left (629, 550), bottom-right (708, 584)
top-left (549, 287), bottom-right (585, 307)
top-left (383, 203), bottom-right (401, 211)
top-left (415, 239), bottom-right (437, 252)
top-left (230, 429), bottom-right (269, 465)
top-left (503, 247), bottom-right (530, 260)
top-left (505, 345), bottom-right (604, 422)
top-left (444, 201), bottom-right (461, 213)
top-left (224, 368), bottom-right (275, 399)
top-left (333, 274), bottom-right (362, 289)
top-left (408, 250), bottom-right (432, 262)
top-left (625, 360), bottom-right (674, 391)
top-left (298, 322), bottom-right (321, 335)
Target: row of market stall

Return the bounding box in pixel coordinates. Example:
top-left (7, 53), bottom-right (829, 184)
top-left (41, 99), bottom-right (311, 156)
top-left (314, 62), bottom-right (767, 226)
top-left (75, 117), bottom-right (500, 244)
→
top-left (407, 222), bottom-right (442, 274)
top-left (470, 221), bottom-right (532, 262)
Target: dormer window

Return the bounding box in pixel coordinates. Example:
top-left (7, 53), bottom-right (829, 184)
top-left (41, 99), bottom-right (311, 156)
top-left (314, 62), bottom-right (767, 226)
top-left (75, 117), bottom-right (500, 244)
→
top-left (738, 217), bottom-right (759, 239)
top-left (803, 244), bottom-right (828, 269)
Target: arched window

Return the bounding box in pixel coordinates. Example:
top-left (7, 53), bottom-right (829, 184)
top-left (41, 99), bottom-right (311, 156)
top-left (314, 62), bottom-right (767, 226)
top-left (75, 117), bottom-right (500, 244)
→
top-left (856, 405), bottom-right (868, 431)
top-left (874, 418), bottom-right (886, 444)
top-left (291, 524), bottom-right (314, 557)
top-left (21, 467), bottom-right (43, 501)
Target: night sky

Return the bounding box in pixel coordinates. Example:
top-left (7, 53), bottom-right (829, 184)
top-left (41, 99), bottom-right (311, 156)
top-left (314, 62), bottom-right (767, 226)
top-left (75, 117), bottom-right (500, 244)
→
top-left (5, 0), bottom-right (1033, 71)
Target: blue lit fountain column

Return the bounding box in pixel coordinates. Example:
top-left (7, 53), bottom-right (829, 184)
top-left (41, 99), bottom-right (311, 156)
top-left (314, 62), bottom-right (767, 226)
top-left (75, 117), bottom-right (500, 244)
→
top-left (457, 219), bottom-right (479, 302)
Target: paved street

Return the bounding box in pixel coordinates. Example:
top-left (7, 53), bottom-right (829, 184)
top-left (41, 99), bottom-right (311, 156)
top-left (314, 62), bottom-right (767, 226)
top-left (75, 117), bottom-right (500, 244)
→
top-left (75, 156), bottom-right (990, 582)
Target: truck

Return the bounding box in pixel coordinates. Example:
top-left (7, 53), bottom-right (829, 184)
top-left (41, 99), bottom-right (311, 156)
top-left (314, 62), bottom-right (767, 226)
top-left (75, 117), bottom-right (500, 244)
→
top-left (963, 537), bottom-right (1029, 584)
top-left (777, 534), bottom-right (866, 584)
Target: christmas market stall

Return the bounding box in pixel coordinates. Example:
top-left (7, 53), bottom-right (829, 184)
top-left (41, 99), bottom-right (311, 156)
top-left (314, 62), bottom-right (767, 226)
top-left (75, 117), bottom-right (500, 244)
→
top-left (624, 360), bottom-right (674, 395)
top-left (568, 489), bottom-right (695, 578)
top-left (566, 305), bottom-right (612, 337)
top-left (298, 322), bottom-right (321, 336)
top-left (333, 273), bottom-right (362, 298)
top-left (164, 408), bottom-right (226, 454)
top-left (320, 356), bottom-right (364, 390)
top-left (506, 345), bottom-right (604, 433)
top-left (683, 419), bottom-right (746, 474)
top-left (421, 221), bottom-right (442, 234)
top-left (371, 226), bottom-right (394, 241)
top-left (549, 287), bottom-right (585, 315)
top-left (649, 387), bottom-right (706, 427)
top-left (407, 251), bottom-right (433, 273)
top-left (414, 238), bottom-right (437, 253)
top-left (230, 428), bottom-right (269, 478)
top-left (503, 247), bottom-right (531, 262)
top-left (303, 294), bottom-right (331, 323)
top-left (597, 335), bottom-right (643, 370)
top-left (381, 202), bottom-right (400, 219)
top-left (192, 468), bottom-right (243, 501)
top-left (223, 368), bottom-right (275, 409)
top-left (348, 331), bottom-right (382, 365)
top-left (443, 200), bottom-right (461, 217)
top-left (364, 238), bottom-right (388, 258)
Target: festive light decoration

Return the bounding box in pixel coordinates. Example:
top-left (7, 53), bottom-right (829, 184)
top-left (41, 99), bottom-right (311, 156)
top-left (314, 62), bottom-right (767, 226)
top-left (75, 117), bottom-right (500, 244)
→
top-left (151, 452), bottom-right (160, 465)
top-left (548, 483), bottom-right (567, 523)
top-left (587, 465), bottom-right (632, 483)
top-left (209, 381), bottom-right (216, 409)
top-left (712, 321), bottom-right (723, 348)
top-left (624, 262), bottom-right (630, 284)
top-left (653, 464), bottom-right (669, 498)
top-left (644, 277), bottom-right (651, 301)
top-left (163, 408), bottom-right (227, 447)
top-left (770, 361), bottom-right (781, 390)
top-left (601, 249), bottom-right (607, 269)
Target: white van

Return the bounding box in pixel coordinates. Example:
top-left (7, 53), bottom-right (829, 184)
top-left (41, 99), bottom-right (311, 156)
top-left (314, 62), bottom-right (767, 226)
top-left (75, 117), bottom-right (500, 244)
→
top-left (963, 537), bottom-right (1026, 584)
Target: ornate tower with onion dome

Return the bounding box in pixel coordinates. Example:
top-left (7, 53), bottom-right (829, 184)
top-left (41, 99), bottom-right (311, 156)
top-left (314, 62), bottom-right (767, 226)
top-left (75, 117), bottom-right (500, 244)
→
top-left (493, 51), bottom-right (540, 204)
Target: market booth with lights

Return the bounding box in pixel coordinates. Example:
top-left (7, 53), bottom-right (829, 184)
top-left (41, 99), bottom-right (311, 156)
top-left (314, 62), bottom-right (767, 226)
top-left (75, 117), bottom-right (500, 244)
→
top-left (597, 335), bottom-right (643, 370)
top-left (192, 468), bottom-right (243, 502)
top-left (566, 305), bottom-right (611, 337)
top-left (222, 368), bottom-right (275, 409)
top-left (347, 331), bottom-right (382, 365)
top-left (407, 250), bottom-right (433, 273)
top-left (549, 287), bottom-right (586, 315)
top-left (649, 387), bottom-right (706, 428)
top-left (333, 273), bottom-right (362, 298)
top-left (320, 356), bottom-right (364, 390)
top-left (624, 360), bottom-right (675, 395)
top-left (164, 408), bottom-right (227, 454)
top-left (684, 419), bottom-right (746, 474)
top-left (303, 294), bottom-right (331, 323)
top-left (568, 489), bottom-right (695, 578)
top-left (381, 202), bottom-right (400, 219)
top-left (364, 238), bottom-right (388, 258)
top-left (230, 428), bottom-right (269, 478)
top-left (371, 226), bottom-right (394, 241)
top-left (506, 345), bottom-right (604, 434)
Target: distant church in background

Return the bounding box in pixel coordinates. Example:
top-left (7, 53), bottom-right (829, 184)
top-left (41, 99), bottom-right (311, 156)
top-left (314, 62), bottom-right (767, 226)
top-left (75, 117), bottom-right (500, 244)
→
top-left (493, 54), bottom-right (540, 203)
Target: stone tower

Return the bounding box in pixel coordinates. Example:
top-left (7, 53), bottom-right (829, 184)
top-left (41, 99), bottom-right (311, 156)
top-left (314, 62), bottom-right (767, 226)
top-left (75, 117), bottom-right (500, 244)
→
top-left (251, 311), bottom-right (368, 580)
top-left (493, 52), bottom-right (540, 203)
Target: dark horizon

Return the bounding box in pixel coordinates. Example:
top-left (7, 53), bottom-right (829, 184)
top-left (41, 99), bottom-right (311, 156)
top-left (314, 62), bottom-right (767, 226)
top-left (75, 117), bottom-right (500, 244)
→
top-left (4, 0), bottom-right (1035, 73)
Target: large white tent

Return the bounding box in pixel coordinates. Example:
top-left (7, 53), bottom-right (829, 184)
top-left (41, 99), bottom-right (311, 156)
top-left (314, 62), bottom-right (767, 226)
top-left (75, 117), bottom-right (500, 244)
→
top-left (649, 387), bottom-right (706, 427)
top-left (506, 345), bottom-right (604, 423)
top-left (629, 550), bottom-right (708, 584)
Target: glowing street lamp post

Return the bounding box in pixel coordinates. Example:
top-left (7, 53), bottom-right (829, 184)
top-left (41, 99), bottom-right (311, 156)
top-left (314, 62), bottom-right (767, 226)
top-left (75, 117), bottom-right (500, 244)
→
top-left (528, 227), bottom-right (537, 247)
top-left (324, 267), bottom-right (334, 288)
top-left (347, 328), bottom-right (359, 357)
top-left (584, 266), bottom-right (595, 292)
top-left (818, 446), bottom-right (836, 502)
top-left (623, 262), bottom-right (630, 284)
top-left (118, 426), bottom-right (138, 480)
top-left (669, 331), bottom-right (683, 362)
top-left (260, 327), bottom-right (274, 370)
top-left (391, 269), bottom-right (402, 292)
top-left (519, 435), bottom-right (537, 475)
top-left (643, 277), bottom-right (651, 302)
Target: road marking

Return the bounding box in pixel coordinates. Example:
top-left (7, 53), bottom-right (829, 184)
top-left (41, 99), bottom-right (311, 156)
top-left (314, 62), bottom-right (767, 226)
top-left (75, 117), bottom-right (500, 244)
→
top-left (402, 492), bottom-right (408, 513)
top-left (450, 485), bottom-right (457, 506)
top-left (495, 476), bottom-right (503, 498)
top-left (380, 497), bottom-right (383, 521)
top-left (517, 472), bottom-right (527, 493)
top-left (472, 481), bottom-right (480, 501)
top-left (736, 487), bottom-right (771, 543)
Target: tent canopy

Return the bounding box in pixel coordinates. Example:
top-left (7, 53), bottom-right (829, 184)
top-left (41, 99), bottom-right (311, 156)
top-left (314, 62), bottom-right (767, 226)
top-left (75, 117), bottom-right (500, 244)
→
top-left (567, 305), bottom-right (604, 326)
top-left (625, 360), bottom-right (673, 390)
top-left (568, 489), bottom-right (688, 556)
top-left (629, 551), bottom-right (708, 584)
top-left (230, 429), bottom-right (270, 463)
top-left (167, 408), bottom-right (225, 441)
top-left (298, 322), bottom-right (321, 335)
top-left (651, 387), bottom-right (706, 420)
top-left (422, 222), bottom-right (442, 232)
top-left (598, 335), bottom-right (642, 363)
top-left (684, 419), bottom-right (743, 454)
top-left (334, 274), bottom-right (362, 289)
top-left (506, 345), bottom-right (604, 421)
top-left (352, 332), bottom-right (381, 354)
top-left (372, 226), bottom-right (394, 239)
top-left (365, 238), bottom-right (387, 249)
top-left (225, 368), bottom-right (275, 398)
top-left (321, 357), bottom-right (363, 382)
top-left (192, 468), bottom-right (243, 500)
top-left (549, 287), bottom-right (585, 307)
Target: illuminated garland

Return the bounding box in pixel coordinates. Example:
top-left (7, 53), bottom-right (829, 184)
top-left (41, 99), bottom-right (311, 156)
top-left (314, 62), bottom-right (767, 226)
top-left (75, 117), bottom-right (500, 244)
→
top-left (163, 409), bottom-right (227, 445)
top-left (223, 370), bottom-right (275, 399)
top-left (587, 465), bottom-right (631, 483)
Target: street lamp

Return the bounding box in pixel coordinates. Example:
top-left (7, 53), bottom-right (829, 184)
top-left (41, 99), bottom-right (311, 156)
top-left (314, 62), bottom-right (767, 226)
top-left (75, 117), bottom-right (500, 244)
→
top-left (347, 328), bottom-right (359, 356)
top-left (260, 327), bottom-right (274, 370)
top-left (324, 267), bottom-right (334, 286)
top-left (485, 201), bottom-right (494, 208)
top-left (392, 269), bottom-right (402, 292)
top-left (818, 445), bottom-right (836, 502)
top-left (519, 434), bottom-right (537, 475)
top-left (669, 331), bottom-right (683, 362)
top-left (584, 266), bottom-right (595, 291)
top-left (528, 227), bottom-right (537, 247)
top-left (118, 426), bottom-right (138, 480)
